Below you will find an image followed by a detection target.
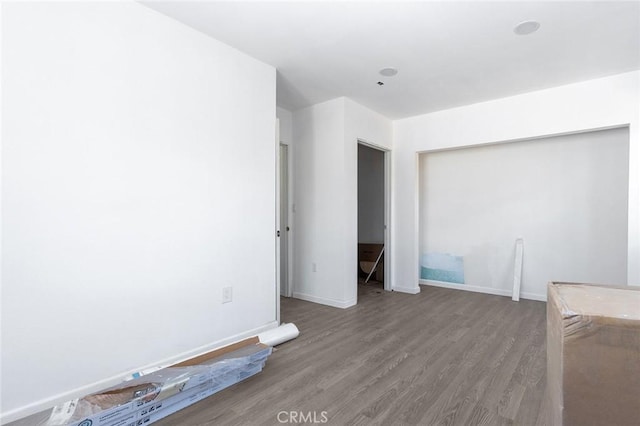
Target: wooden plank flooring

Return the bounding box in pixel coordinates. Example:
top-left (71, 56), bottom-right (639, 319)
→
top-left (9, 284), bottom-right (548, 425)
top-left (155, 284), bottom-right (549, 425)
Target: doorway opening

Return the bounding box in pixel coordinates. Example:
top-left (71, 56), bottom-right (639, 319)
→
top-left (279, 143), bottom-right (291, 298)
top-left (357, 142), bottom-right (390, 292)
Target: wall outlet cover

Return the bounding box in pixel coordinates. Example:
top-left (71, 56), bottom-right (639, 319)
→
top-left (222, 287), bottom-right (233, 303)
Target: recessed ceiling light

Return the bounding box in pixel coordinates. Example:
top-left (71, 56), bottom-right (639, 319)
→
top-left (514, 20), bottom-right (540, 35)
top-left (379, 67), bottom-right (398, 77)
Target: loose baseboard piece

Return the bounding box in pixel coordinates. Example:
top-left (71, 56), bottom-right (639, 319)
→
top-left (420, 280), bottom-right (546, 302)
top-left (520, 291), bottom-right (547, 302)
top-left (292, 292), bottom-right (356, 309)
top-left (392, 285), bottom-right (421, 294)
top-left (0, 321), bottom-right (279, 426)
top-left (512, 238), bottom-right (524, 301)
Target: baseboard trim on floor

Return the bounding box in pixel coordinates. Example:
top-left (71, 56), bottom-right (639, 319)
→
top-left (420, 280), bottom-right (546, 302)
top-left (520, 291), bottom-right (547, 302)
top-left (292, 292), bottom-right (357, 309)
top-left (392, 285), bottom-right (421, 294)
top-left (0, 321), bottom-right (279, 425)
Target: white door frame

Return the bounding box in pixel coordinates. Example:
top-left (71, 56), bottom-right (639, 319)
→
top-left (276, 119), bottom-right (294, 326)
top-left (275, 119), bottom-right (281, 324)
top-left (279, 143), bottom-right (293, 298)
top-left (357, 139), bottom-right (392, 291)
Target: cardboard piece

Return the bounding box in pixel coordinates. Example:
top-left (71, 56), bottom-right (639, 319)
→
top-left (172, 337), bottom-right (259, 367)
top-left (358, 243), bottom-right (384, 282)
top-left (547, 282), bottom-right (640, 426)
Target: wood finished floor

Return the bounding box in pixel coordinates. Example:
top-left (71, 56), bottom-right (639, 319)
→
top-left (155, 284), bottom-right (549, 426)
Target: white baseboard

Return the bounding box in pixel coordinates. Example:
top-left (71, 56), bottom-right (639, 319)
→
top-left (292, 292), bottom-right (356, 309)
top-left (0, 321), bottom-right (279, 425)
top-left (420, 280), bottom-right (546, 302)
top-left (520, 291), bottom-right (547, 302)
top-left (392, 285), bottom-right (421, 294)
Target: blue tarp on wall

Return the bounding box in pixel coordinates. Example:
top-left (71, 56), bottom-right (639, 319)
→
top-left (420, 253), bottom-right (465, 284)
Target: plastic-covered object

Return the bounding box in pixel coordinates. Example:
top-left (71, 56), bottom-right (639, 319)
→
top-left (42, 341), bottom-right (271, 426)
top-left (258, 323), bottom-right (299, 346)
top-left (547, 282), bottom-right (640, 426)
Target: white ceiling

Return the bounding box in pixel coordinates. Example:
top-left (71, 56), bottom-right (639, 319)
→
top-left (143, 1), bottom-right (640, 119)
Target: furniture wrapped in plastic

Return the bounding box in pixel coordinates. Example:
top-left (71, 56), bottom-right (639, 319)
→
top-left (547, 282), bottom-right (640, 426)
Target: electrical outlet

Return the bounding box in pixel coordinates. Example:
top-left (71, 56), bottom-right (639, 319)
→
top-left (312, 262), bottom-right (317, 272)
top-left (222, 287), bottom-right (232, 304)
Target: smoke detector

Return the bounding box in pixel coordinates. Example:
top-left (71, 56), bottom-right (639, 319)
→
top-left (379, 67), bottom-right (398, 77)
top-left (514, 20), bottom-right (540, 35)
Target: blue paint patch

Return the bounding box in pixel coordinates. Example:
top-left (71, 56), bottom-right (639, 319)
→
top-left (421, 253), bottom-right (465, 284)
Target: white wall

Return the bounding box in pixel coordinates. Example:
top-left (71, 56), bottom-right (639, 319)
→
top-left (292, 98), bottom-right (391, 307)
top-left (292, 99), bottom-right (347, 306)
top-left (358, 144), bottom-right (385, 244)
top-left (420, 128), bottom-right (629, 300)
top-left (1, 2), bottom-right (277, 422)
top-left (393, 71), bottom-right (640, 296)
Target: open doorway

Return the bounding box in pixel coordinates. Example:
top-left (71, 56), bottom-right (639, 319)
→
top-left (357, 142), bottom-right (389, 292)
top-left (279, 143), bottom-right (291, 298)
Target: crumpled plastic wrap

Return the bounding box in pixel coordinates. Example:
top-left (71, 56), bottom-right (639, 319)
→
top-left (547, 282), bottom-right (640, 426)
